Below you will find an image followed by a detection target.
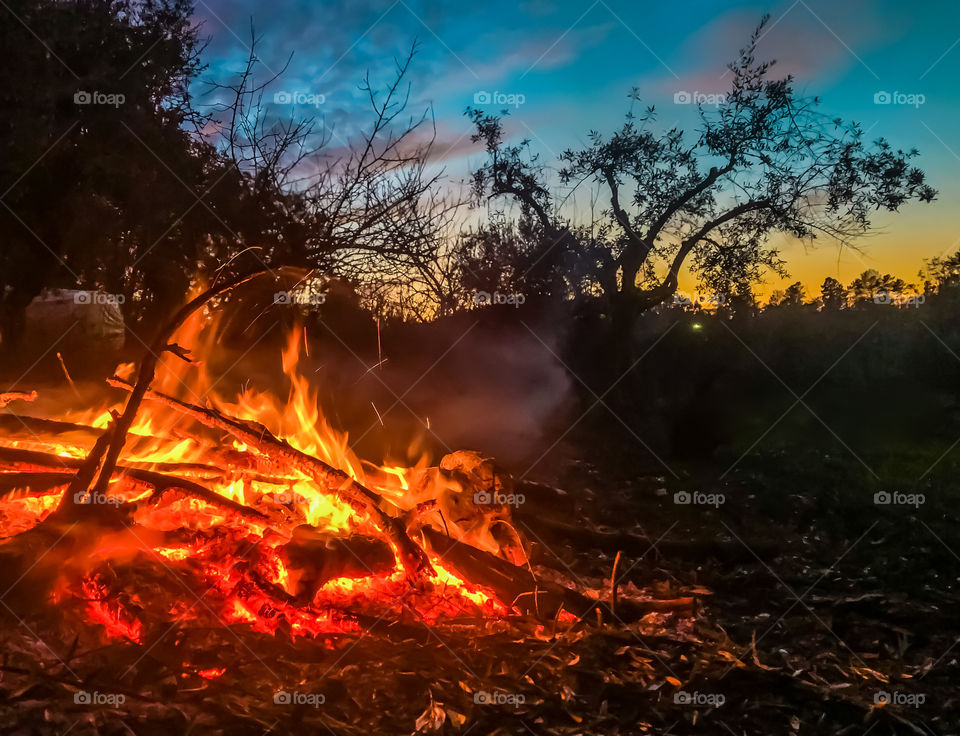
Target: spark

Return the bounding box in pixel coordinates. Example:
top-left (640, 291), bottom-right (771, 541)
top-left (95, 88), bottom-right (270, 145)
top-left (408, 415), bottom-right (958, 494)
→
top-left (355, 358), bottom-right (389, 382)
top-left (376, 318), bottom-right (383, 372)
top-left (57, 352), bottom-right (82, 399)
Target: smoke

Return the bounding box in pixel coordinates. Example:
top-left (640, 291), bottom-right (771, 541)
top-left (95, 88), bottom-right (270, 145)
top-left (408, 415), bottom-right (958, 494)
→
top-left (295, 308), bottom-right (577, 472)
top-left (387, 315), bottom-right (575, 468)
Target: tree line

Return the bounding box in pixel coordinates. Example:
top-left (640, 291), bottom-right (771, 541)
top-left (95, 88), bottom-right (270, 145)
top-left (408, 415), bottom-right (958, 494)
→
top-left (672, 255), bottom-right (960, 313)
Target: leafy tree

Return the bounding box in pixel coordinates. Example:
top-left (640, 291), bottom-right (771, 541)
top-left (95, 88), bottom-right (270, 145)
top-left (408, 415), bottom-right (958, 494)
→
top-left (819, 276), bottom-right (847, 310)
top-left (465, 17), bottom-right (935, 334)
top-left (847, 269), bottom-right (907, 306)
top-left (782, 281), bottom-right (806, 306)
top-left (922, 250), bottom-right (960, 291)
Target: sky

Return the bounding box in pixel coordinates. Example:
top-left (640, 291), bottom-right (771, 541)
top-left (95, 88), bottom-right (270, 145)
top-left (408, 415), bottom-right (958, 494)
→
top-left (192, 0), bottom-right (960, 297)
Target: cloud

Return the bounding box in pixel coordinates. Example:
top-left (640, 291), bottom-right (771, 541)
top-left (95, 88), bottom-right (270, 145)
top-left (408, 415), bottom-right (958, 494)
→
top-left (641, 4), bottom-right (889, 101)
top-left (192, 1), bottom-right (616, 130)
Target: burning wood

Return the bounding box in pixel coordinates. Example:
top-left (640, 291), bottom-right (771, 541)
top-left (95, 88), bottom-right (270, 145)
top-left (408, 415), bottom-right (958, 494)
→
top-left (105, 374), bottom-right (434, 578)
top-left (1, 277), bottom-right (622, 647)
top-left (0, 390), bottom-right (37, 408)
top-left (0, 274), bottom-right (698, 675)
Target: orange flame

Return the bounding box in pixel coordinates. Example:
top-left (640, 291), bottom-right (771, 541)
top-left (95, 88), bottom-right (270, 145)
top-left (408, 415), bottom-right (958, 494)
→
top-left (0, 319), bottom-right (514, 643)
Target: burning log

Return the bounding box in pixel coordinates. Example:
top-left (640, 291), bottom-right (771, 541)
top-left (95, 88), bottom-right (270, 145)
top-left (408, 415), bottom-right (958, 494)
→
top-left (280, 525), bottom-right (395, 599)
top-left (120, 467), bottom-right (269, 521)
top-left (107, 376), bottom-right (434, 579)
top-left (0, 472), bottom-right (73, 496)
top-left (0, 413), bottom-right (103, 442)
top-left (422, 526), bottom-right (579, 618)
top-left (406, 450), bottom-right (528, 566)
top-left (72, 272), bottom-right (279, 526)
top-left (0, 445), bottom-right (220, 477)
top-left (0, 390), bottom-right (37, 408)
top-left (0, 446), bottom-right (266, 521)
top-left (0, 445), bottom-right (83, 472)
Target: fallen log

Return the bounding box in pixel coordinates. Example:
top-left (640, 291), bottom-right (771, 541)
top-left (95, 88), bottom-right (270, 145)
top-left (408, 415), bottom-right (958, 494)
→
top-left (515, 507), bottom-right (781, 564)
top-left (421, 527), bottom-right (694, 622)
top-left (108, 376), bottom-right (434, 578)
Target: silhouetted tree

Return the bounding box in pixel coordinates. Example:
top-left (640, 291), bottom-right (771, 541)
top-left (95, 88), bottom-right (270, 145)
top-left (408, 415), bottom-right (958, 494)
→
top-left (922, 250), bottom-right (960, 291)
top-left (208, 41), bottom-right (467, 320)
top-left (0, 0), bottom-right (242, 340)
top-left (464, 16), bottom-right (935, 336)
top-left (847, 269), bottom-right (907, 307)
top-left (767, 289), bottom-right (786, 307)
top-left (782, 281), bottom-right (806, 306)
top-left (819, 276), bottom-right (847, 310)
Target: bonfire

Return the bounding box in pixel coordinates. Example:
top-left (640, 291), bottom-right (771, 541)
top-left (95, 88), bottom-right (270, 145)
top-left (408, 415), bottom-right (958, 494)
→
top-left (0, 273), bottom-right (672, 648)
top-left (0, 273), bottom-right (703, 736)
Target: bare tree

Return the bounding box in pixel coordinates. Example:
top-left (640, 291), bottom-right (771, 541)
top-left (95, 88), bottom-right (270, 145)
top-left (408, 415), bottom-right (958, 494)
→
top-left (208, 39), bottom-right (465, 318)
top-left (210, 25), bottom-right (321, 195)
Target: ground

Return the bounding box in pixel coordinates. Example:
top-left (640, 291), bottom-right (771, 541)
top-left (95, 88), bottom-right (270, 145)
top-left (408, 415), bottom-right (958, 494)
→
top-left (1, 444), bottom-right (956, 735)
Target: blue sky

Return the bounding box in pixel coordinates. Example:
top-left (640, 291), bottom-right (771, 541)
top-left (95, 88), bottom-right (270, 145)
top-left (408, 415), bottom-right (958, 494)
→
top-left (193, 0), bottom-right (960, 293)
